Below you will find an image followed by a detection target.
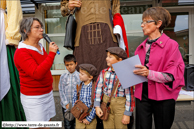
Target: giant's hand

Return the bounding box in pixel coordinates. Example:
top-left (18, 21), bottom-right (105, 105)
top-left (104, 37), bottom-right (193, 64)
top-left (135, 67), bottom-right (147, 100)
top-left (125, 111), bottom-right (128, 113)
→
top-left (68, 0), bottom-right (82, 11)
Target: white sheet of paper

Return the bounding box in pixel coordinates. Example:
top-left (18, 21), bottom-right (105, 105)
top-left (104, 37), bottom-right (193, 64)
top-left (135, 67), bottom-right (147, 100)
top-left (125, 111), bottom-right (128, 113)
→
top-left (112, 55), bottom-right (147, 89)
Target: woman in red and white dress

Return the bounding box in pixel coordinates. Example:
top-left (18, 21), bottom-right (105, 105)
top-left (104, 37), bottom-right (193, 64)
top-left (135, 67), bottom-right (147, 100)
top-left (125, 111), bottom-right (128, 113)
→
top-left (14, 17), bottom-right (59, 129)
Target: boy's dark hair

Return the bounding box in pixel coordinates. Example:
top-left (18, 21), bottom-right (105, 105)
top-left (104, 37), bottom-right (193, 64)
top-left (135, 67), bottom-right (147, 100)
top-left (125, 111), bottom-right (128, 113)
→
top-left (64, 54), bottom-right (76, 63)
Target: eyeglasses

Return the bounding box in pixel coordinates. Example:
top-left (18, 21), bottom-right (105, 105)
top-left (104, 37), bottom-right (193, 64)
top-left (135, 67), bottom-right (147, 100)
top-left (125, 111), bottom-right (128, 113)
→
top-left (141, 20), bottom-right (155, 25)
top-left (31, 26), bottom-right (44, 30)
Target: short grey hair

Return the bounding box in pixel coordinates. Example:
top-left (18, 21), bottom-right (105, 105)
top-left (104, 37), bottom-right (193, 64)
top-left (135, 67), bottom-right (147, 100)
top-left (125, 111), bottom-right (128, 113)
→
top-left (19, 17), bottom-right (43, 40)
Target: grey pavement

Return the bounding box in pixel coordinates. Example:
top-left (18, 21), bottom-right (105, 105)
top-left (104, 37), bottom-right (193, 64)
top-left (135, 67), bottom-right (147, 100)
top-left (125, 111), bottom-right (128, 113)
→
top-left (51, 92), bottom-right (194, 129)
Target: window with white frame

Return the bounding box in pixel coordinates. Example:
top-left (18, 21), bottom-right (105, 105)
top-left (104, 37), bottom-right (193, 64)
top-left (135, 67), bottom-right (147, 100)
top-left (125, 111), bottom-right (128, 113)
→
top-left (43, 3), bottom-right (72, 71)
top-left (121, 3), bottom-right (151, 56)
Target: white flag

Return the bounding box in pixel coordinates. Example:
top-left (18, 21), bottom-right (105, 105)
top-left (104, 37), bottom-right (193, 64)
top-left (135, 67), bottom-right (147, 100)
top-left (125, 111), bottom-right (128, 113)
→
top-left (0, 9), bottom-right (10, 101)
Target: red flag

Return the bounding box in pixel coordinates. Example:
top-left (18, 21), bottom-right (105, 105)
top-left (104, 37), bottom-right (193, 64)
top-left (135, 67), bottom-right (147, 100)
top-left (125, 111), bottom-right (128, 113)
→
top-left (113, 13), bottom-right (129, 57)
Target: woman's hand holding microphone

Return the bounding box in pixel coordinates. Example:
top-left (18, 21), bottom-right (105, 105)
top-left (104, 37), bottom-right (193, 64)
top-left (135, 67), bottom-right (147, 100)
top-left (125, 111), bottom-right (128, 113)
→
top-left (49, 42), bottom-right (59, 54)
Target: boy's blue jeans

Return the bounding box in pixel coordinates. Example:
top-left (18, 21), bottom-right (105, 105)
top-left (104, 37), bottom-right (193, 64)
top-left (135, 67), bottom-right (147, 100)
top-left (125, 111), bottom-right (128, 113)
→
top-left (62, 107), bottom-right (75, 129)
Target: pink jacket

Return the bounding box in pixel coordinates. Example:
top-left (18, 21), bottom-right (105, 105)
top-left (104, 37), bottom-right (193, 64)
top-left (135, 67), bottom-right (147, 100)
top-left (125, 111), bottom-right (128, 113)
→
top-left (134, 33), bottom-right (185, 101)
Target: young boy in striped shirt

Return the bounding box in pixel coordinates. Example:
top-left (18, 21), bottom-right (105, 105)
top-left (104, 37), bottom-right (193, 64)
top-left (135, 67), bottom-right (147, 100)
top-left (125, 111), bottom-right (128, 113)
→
top-left (94, 47), bottom-right (135, 129)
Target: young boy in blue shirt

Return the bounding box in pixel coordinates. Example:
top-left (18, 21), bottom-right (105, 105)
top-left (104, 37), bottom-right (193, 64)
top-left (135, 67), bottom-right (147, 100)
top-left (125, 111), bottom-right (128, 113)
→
top-left (58, 54), bottom-right (80, 129)
top-left (72, 64), bottom-right (97, 129)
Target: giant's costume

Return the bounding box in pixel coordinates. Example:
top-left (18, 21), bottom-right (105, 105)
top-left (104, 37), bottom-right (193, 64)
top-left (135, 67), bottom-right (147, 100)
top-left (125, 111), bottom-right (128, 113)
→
top-left (60, 0), bottom-right (120, 80)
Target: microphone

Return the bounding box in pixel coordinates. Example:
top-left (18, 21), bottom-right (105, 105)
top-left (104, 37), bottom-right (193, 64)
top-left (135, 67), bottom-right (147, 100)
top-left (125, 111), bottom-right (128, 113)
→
top-left (42, 33), bottom-right (60, 55)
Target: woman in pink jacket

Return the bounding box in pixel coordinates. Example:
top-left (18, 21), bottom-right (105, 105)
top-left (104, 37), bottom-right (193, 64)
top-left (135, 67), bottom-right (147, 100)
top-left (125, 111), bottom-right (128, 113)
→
top-left (133, 7), bottom-right (185, 129)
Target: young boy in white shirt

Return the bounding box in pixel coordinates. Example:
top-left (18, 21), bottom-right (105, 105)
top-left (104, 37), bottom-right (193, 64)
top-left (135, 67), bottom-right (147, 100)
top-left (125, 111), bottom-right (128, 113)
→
top-left (58, 54), bottom-right (80, 129)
